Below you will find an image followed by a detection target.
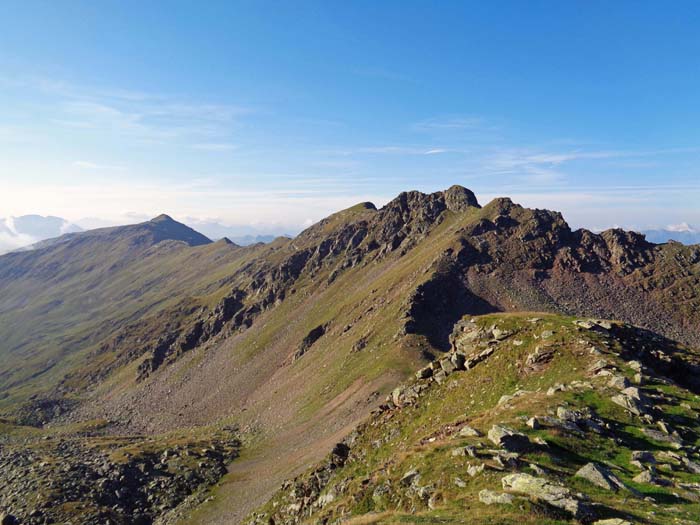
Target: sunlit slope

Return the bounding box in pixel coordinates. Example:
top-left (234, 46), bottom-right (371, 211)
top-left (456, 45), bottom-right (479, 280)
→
top-left (0, 215), bottom-right (269, 409)
top-left (249, 313), bottom-right (700, 525)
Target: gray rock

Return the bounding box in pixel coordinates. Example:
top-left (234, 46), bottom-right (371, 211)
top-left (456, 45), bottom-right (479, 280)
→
top-left (415, 366), bottom-right (433, 379)
top-left (590, 359), bottom-right (613, 373)
top-left (450, 352), bottom-right (466, 370)
top-left (479, 489), bottom-right (514, 505)
top-left (501, 473), bottom-right (592, 520)
top-left (498, 389), bottom-right (531, 406)
top-left (492, 327), bottom-right (511, 340)
top-left (642, 428), bottom-right (683, 449)
top-left (451, 447), bottom-right (471, 457)
top-left (682, 457), bottom-right (700, 474)
top-left (493, 451), bottom-right (520, 469)
top-left (608, 375), bottom-right (630, 390)
top-left (611, 393), bottom-right (646, 416)
top-left (593, 519), bottom-right (633, 525)
top-left (547, 383), bottom-right (567, 396)
top-left (439, 357), bottom-right (457, 374)
top-left (433, 370), bottom-right (448, 384)
top-left (467, 463), bottom-right (485, 477)
top-left (629, 360), bottom-right (643, 372)
top-left (400, 468), bottom-right (419, 486)
top-left (457, 425), bottom-right (482, 437)
top-left (630, 450), bottom-right (655, 464)
top-left (632, 470), bottom-right (671, 486)
top-left (621, 386), bottom-right (642, 400)
top-left (488, 425), bottom-right (531, 452)
top-left (556, 406), bottom-right (604, 433)
top-left (574, 463), bottom-right (627, 492)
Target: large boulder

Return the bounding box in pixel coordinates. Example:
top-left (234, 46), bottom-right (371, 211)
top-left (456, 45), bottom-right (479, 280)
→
top-left (642, 428), bottom-right (683, 449)
top-left (479, 489), bottom-right (514, 505)
top-left (502, 473), bottom-right (592, 520)
top-left (611, 392), bottom-right (647, 416)
top-left (457, 425), bottom-right (482, 438)
top-left (574, 463), bottom-right (629, 492)
top-left (488, 425), bottom-right (532, 452)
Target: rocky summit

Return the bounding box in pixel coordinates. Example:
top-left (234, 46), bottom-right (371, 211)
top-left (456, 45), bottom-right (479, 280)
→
top-left (1, 186), bottom-right (699, 524)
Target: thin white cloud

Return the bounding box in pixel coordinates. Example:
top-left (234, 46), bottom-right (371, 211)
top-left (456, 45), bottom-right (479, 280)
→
top-left (191, 143), bottom-right (238, 152)
top-left (412, 116), bottom-right (486, 131)
top-left (73, 160), bottom-right (124, 170)
top-left (347, 145), bottom-right (451, 155)
top-left (3, 75), bottom-right (252, 146)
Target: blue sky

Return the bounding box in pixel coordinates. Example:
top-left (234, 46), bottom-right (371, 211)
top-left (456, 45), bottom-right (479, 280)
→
top-left (1, 1), bottom-right (699, 234)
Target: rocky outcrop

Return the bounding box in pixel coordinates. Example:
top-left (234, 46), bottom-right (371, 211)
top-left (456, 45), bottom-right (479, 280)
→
top-left (293, 323), bottom-right (329, 361)
top-left (0, 429), bottom-right (240, 525)
top-left (501, 473), bottom-right (592, 520)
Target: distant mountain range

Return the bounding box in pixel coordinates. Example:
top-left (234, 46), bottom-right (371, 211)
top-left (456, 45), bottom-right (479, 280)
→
top-left (186, 220), bottom-right (289, 245)
top-left (0, 215), bottom-right (82, 254)
top-left (641, 223), bottom-right (700, 244)
top-left (0, 215), bottom-right (287, 254)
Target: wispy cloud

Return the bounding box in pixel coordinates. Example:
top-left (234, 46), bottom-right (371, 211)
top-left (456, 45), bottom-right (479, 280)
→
top-left (191, 143), bottom-right (238, 152)
top-left (411, 116), bottom-right (487, 131)
top-left (72, 160), bottom-right (124, 170)
top-left (341, 145), bottom-right (451, 156)
top-left (61, 99), bottom-right (246, 143)
top-left (3, 75), bottom-right (252, 146)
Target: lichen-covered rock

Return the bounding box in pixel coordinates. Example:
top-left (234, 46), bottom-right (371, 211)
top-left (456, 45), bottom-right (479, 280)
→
top-left (502, 473), bottom-right (592, 520)
top-left (479, 489), bottom-right (514, 505)
top-left (457, 425), bottom-right (482, 437)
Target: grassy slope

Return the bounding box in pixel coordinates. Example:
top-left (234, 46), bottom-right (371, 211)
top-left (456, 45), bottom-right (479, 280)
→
top-left (78, 209), bottom-right (480, 524)
top-left (251, 313), bottom-right (700, 525)
top-left (0, 230), bottom-right (274, 411)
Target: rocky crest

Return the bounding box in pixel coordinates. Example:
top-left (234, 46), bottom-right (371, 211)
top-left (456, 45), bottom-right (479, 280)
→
top-left (248, 314), bottom-right (700, 525)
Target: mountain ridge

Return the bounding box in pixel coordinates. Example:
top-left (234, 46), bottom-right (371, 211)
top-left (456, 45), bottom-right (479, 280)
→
top-left (1, 186), bottom-right (700, 525)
